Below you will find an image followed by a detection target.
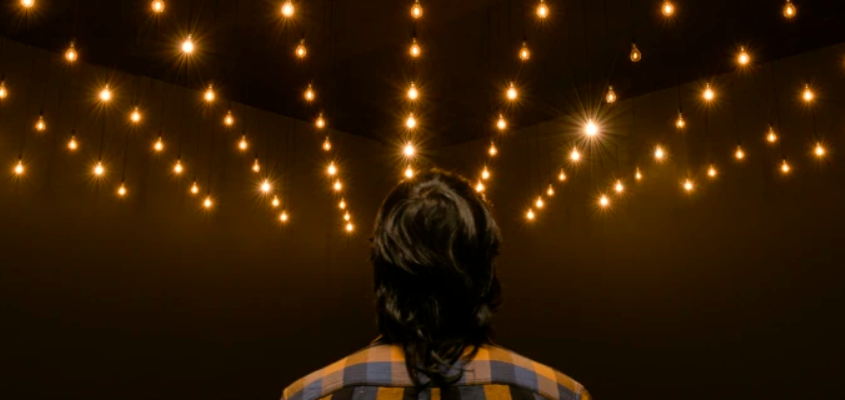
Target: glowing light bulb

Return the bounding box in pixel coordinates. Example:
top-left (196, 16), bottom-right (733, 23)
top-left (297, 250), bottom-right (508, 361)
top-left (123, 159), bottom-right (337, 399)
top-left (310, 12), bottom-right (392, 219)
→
top-left (21, 0), bottom-right (34, 9)
top-left (526, 209), bottom-right (536, 220)
top-left (339, 199), bottom-right (347, 209)
top-left (802, 84), bottom-right (814, 102)
top-left (766, 126), bottom-right (778, 144)
top-left (653, 146), bottom-right (665, 161)
top-left (783, 0), bottom-right (796, 18)
top-left (405, 113), bottom-right (417, 129)
top-left (99, 86), bottom-right (112, 102)
top-left (93, 161), bottom-right (104, 176)
top-left (182, 35), bottom-right (195, 54)
top-left (333, 180), bottom-right (343, 192)
top-left (506, 82), bottom-right (518, 100)
top-left (676, 112), bottom-right (686, 129)
top-left (781, 159), bottom-right (791, 174)
top-left (814, 143), bottom-right (826, 158)
top-left (571, 148), bottom-right (581, 162)
top-left (403, 143), bottom-right (416, 157)
top-left (475, 181), bottom-right (486, 193)
top-left (599, 195), bottom-right (610, 208)
top-left (345, 223), bottom-right (354, 233)
top-left (117, 183), bottom-right (127, 197)
top-left (322, 137), bottom-right (332, 151)
top-left (173, 159), bottom-right (183, 174)
top-left (14, 160), bottom-right (25, 175)
top-left (204, 84), bottom-right (215, 102)
top-left (191, 181), bottom-right (200, 195)
top-left (546, 184), bottom-right (555, 196)
top-left (407, 83), bottom-right (419, 100)
top-left (280, 211), bottom-right (289, 222)
top-left (662, 1), bottom-right (674, 16)
top-left (535, 196), bottom-right (545, 209)
top-left (272, 196), bottom-right (281, 207)
top-left (344, 212), bottom-right (351, 222)
top-left (558, 170), bottom-right (567, 181)
top-left (519, 41), bottom-right (530, 61)
top-left (295, 39), bottom-right (307, 58)
top-left (496, 114), bottom-right (507, 131)
top-left (606, 86), bottom-right (617, 104)
top-left (630, 43), bottom-right (642, 62)
top-left (0, 81), bottom-right (7, 99)
top-left (305, 84), bottom-right (315, 102)
top-left (224, 110), bottom-right (234, 126)
top-left (683, 179), bottom-right (694, 192)
top-left (327, 162), bottom-right (337, 176)
top-left (68, 135), bottom-right (78, 151)
top-left (735, 146), bottom-right (745, 160)
top-left (411, 0), bottom-right (423, 18)
top-left (708, 165), bottom-right (718, 178)
top-left (316, 114), bottom-right (326, 129)
top-left (489, 143), bottom-right (498, 156)
top-left (409, 38), bottom-right (421, 58)
top-left (738, 46), bottom-right (750, 66)
top-left (585, 120), bottom-right (598, 137)
top-left (481, 167), bottom-right (491, 180)
top-left (282, 1), bottom-right (295, 17)
top-left (238, 135), bottom-right (248, 151)
top-left (35, 115), bottom-right (46, 131)
top-left (404, 166), bottom-right (414, 179)
top-left (130, 107), bottom-right (142, 123)
top-left (615, 180), bottom-right (624, 193)
top-left (260, 179), bottom-right (271, 193)
top-left (536, 0), bottom-right (549, 18)
top-left (154, 136), bottom-right (164, 152)
top-left (203, 196), bottom-right (213, 209)
top-left (65, 41), bottom-right (78, 63)
top-left (635, 169), bottom-right (643, 181)
top-left (252, 158), bottom-right (261, 173)
top-left (703, 83), bottom-right (715, 101)
top-left (152, 0), bottom-right (165, 13)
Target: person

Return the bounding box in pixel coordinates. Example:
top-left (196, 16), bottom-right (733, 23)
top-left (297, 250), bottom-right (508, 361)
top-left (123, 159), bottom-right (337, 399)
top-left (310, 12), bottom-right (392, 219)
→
top-left (282, 170), bottom-right (591, 400)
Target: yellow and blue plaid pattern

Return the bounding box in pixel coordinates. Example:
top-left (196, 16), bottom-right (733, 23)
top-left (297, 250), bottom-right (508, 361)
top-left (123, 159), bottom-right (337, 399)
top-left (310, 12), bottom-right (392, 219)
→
top-left (282, 345), bottom-right (591, 400)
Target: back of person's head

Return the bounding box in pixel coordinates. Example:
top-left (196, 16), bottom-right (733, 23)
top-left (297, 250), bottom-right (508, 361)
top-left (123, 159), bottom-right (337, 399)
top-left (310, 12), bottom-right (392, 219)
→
top-left (371, 169), bottom-right (502, 387)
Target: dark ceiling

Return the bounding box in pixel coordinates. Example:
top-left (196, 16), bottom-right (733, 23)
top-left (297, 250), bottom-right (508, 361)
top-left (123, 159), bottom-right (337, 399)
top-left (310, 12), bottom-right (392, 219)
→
top-left (2, 0), bottom-right (845, 146)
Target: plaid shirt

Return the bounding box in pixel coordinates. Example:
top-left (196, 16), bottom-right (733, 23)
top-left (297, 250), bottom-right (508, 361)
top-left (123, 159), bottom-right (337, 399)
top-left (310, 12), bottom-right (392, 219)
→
top-left (282, 344), bottom-right (591, 400)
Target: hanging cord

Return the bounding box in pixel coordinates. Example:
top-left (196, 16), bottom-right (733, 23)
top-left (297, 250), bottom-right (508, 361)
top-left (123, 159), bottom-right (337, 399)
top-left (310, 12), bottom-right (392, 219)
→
top-left (18, 49), bottom-right (41, 159)
top-left (730, 74), bottom-right (740, 147)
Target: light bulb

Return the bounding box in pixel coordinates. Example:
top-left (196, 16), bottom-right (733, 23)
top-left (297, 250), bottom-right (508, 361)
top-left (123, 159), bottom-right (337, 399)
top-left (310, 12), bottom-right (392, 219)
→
top-left (238, 135), bottom-right (248, 151)
top-left (305, 84), bottom-right (315, 101)
top-left (316, 114), bottom-right (326, 129)
top-left (802, 84), bottom-right (814, 102)
top-left (814, 143), bottom-right (826, 158)
top-left (519, 41), bottom-right (530, 61)
top-left (173, 159), bottom-right (183, 174)
top-left (260, 179), bottom-right (272, 193)
top-left (738, 46), bottom-right (750, 66)
top-left (496, 114), bottom-right (507, 131)
top-left (630, 43), bottom-right (642, 62)
top-left (546, 184), bottom-right (555, 196)
top-left (475, 181), bottom-right (486, 193)
top-left (489, 143), bottom-right (498, 156)
top-left (735, 146), bottom-right (745, 160)
top-left (130, 107), bottom-right (142, 123)
top-left (615, 180), bottom-right (624, 193)
top-left (599, 195), bottom-right (610, 208)
top-left (783, 0), bottom-right (796, 18)
top-left (68, 135), bottom-right (78, 151)
top-left (99, 86), bottom-right (112, 102)
top-left (585, 120), bottom-right (598, 137)
top-left (282, 0), bottom-right (294, 17)
top-left (703, 83), bottom-right (715, 101)
top-left (280, 211), bottom-right (289, 222)
top-left (708, 165), bottom-right (718, 178)
top-left (333, 180), bottom-right (343, 192)
top-left (635, 169), bottom-right (643, 181)
top-left (13, 160), bottom-right (24, 175)
top-left (154, 136), bottom-right (164, 152)
top-left (252, 158), bottom-right (261, 173)
top-left (65, 41), bottom-right (78, 63)
top-left (204, 84), bottom-right (215, 102)
top-left (339, 199), bottom-right (346, 209)
top-left (344, 212), bottom-right (351, 222)
top-left (781, 159), bottom-right (791, 174)
top-left (35, 115), bottom-right (46, 132)
top-left (224, 110), bottom-right (234, 126)
top-left (654, 145), bottom-right (665, 161)
top-left (676, 112), bottom-right (686, 129)
top-left (191, 181), bottom-right (200, 195)
top-left (411, 0), bottom-right (423, 18)
top-left (766, 127), bottom-right (778, 144)
top-left (203, 196), bottom-right (213, 209)
top-left (526, 209), bottom-right (536, 220)
top-left (272, 196), bottom-right (281, 208)
top-left (506, 82), bottom-right (518, 100)
top-left (407, 83), bottom-right (419, 100)
top-left (405, 113), bottom-right (417, 129)
top-left (0, 81), bottom-right (7, 99)
top-left (570, 148), bottom-right (581, 162)
top-left (345, 223), bottom-right (354, 233)
top-left (403, 143), bottom-right (415, 157)
top-left (21, 0), bottom-right (34, 9)
top-left (94, 161), bottom-right (105, 176)
top-left (535, 196), bottom-right (544, 209)
top-left (558, 170), bottom-right (567, 181)
top-left (481, 167), bottom-right (491, 180)
top-left (404, 166), bottom-right (414, 179)
top-left (322, 137), bottom-right (332, 151)
top-left (536, 0), bottom-right (549, 18)
top-left (606, 86), bottom-right (617, 104)
top-left (409, 38), bottom-right (421, 58)
top-left (295, 39), bottom-right (307, 58)
top-left (327, 162), bottom-right (337, 176)
top-left (182, 35), bottom-right (195, 54)
top-left (662, 1), bottom-right (674, 16)
top-left (683, 179), bottom-right (694, 192)
top-left (152, 0), bottom-right (165, 13)
top-left (117, 183), bottom-right (127, 197)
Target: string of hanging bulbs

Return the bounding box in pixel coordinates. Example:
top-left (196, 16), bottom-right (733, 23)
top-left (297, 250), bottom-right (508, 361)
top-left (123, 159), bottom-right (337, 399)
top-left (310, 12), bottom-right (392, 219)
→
top-left (400, 0), bottom-right (425, 182)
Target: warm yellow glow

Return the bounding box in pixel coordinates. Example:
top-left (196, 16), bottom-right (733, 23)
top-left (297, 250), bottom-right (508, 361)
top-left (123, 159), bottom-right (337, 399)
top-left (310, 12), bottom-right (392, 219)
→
top-left (599, 195), bottom-right (610, 208)
top-left (260, 179), bottom-right (272, 193)
top-left (614, 180), bottom-right (624, 193)
top-left (295, 39), bottom-right (307, 58)
top-left (339, 199), bottom-right (347, 209)
top-left (814, 143), bottom-right (826, 158)
top-left (558, 170), bottom-right (567, 181)
top-left (585, 120), bottom-right (598, 137)
top-left (130, 107), bottom-right (142, 123)
top-left (68, 136), bottom-right (78, 151)
top-left (272, 196), bottom-right (281, 208)
top-left (316, 114), bottom-right (326, 129)
top-left (224, 110), bottom-right (234, 126)
top-left (489, 143), bottom-right (498, 156)
top-left (65, 42), bottom-right (78, 63)
top-left (403, 143), bottom-right (415, 157)
top-left (409, 38), bottom-right (421, 58)
top-left (683, 179), bottom-right (694, 192)
top-left (154, 136), bottom-right (164, 152)
top-left (327, 162), bottom-right (337, 176)
top-left (411, 0), bottom-right (423, 18)
top-left (99, 86), bottom-right (112, 102)
top-left (662, 1), bottom-right (674, 16)
top-left (117, 183), bottom-right (127, 197)
top-left (182, 35), bottom-right (194, 54)
top-left (735, 146), bottom-right (745, 161)
top-left (0, 81), bottom-right (7, 99)
top-left (333, 180), bottom-right (343, 191)
top-left (703, 83), bottom-right (715, 101)
top-left (781, 159), bottom-right (791, 174)
top-left (547, 184), bottom-right (555, 196)
top-left (519, 41), bottom-right (530, 61)
top-left (35, 115), bottom-right (46, 132)
top-left (654, 145), bottom-right (665, 161)
top-left (783, 0), bottom-right (796, 18)
top-left (238, 135), bottom-right (248, 151)
top-left (13, 160), bottom-right (24, 175)
top-left (802, 84), bottom-right (814, 102)
top-left (173, 159), bottom-right (183, 174)
top-left (191, 181), bottom-right (200, 195)
top-left (570, 148), bottom-right (581, 162)
top-left (708, 165), bottom-right (718, 178)
top-left (282, 1), bottom-right (295, 17)
top-left (676, 113), bottom-right (686, 129)
top-left (21, 0), bottom-right (34, 9)
top-left (93, 161), bottom-right (105, 176)
top-left (252, 158), bottom-right (261, 173)
top-left (204, 84), bottom-right (215, 102)
top-left (280, 211), bottom-right (289, 222)
top-left (344, 212), bottom-right (351, 222)
top-left (535, 196), bottom-right (545, 209)
top-left (536, 0), bottom-right (549, 18)
top-left (476, 167), bottom-right (489, 181)
top-left (405, 113), bottom-right (417, 129)
top-left (630, 43), bottom-right (642, 62)
top-left (606, 86), bottom-right (617, 104)
top-left (506, 82), bottom-right (518, 100)
top-left (407, 83), bottom-right (419, 100)
top-left (767, 127), bottom-right (778, 144)
top-left (635, 169), bottom-right (643, 181)
top-left (496, 114), bottom-right (507, 131)
top-left (304, 84), bottom-right (315, 102)
top-left (345, 222), bottom-right (354, 233)
top-left (322, 137), bottom-right (332, 151)
top-left (738, 46), bottom-right (750, 66)
top-left (404, 166), bottom-right (414, 179)
top-left (526, 209), bottom-right (536, 220)
top-left (203, 196), bottom-right (213, 209)
top-left (152, 0), bottom-right (165, 13)
top-left (475, 181), bottom-right (485, 193)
